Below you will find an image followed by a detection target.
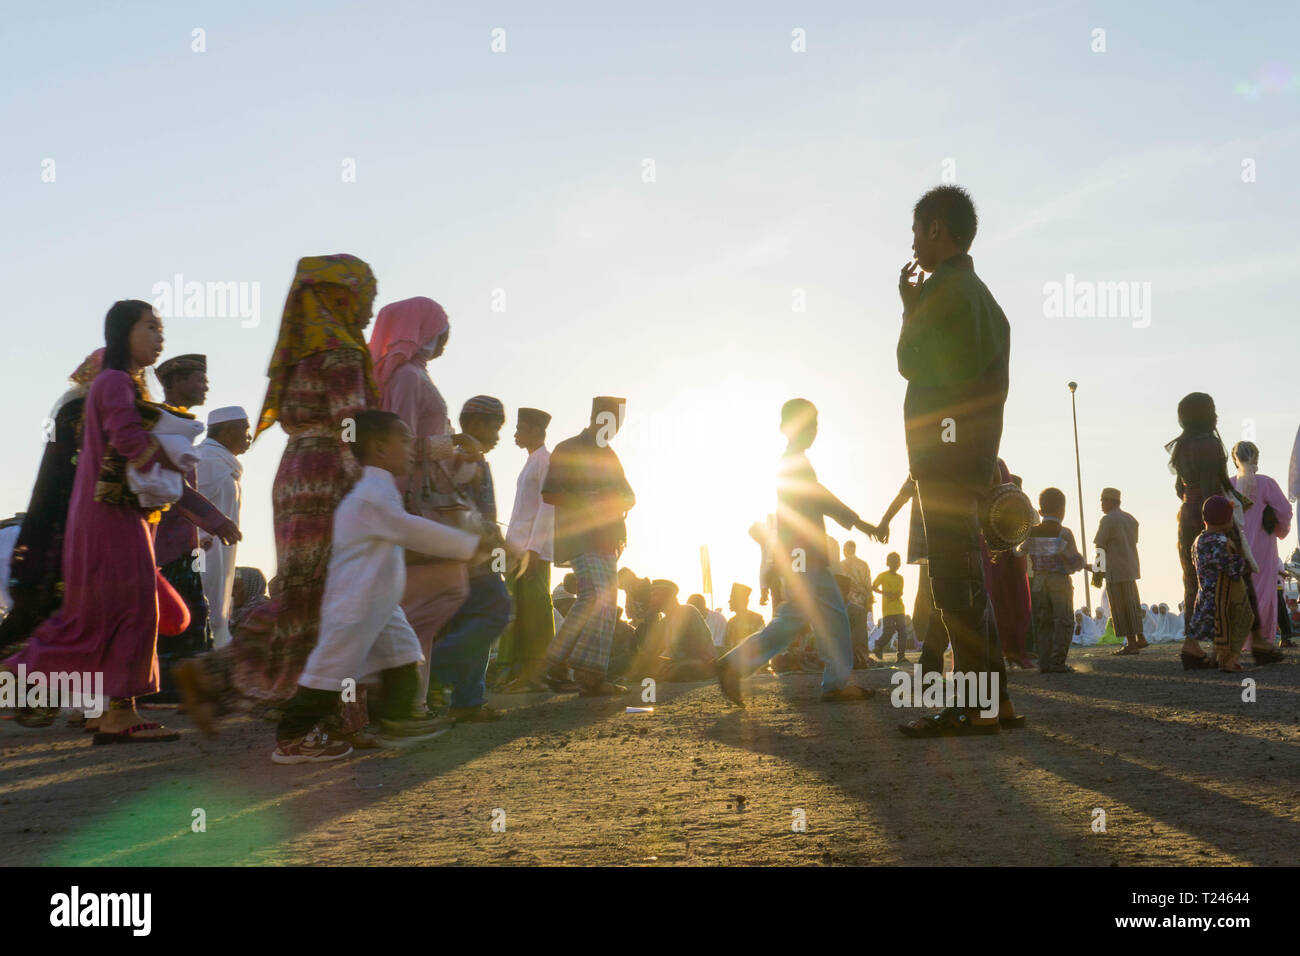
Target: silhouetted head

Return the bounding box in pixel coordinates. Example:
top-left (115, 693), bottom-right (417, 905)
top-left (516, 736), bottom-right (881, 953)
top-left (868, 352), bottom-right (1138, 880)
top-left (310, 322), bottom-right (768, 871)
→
top-left (780, 398), bottom-right (818, 450)
top-left (1039, 487), bottom-right (1067, 520)
top-left (514, 407), bottom-right (550, 452)
top-left (1176, 392), bottom-right (1217, 433)
top-left (911, 185), bottom-right (977, 270)
top-left (650, 580), bottom-right (681, 613)
top-left (728, 582), bottom-right (752, 612)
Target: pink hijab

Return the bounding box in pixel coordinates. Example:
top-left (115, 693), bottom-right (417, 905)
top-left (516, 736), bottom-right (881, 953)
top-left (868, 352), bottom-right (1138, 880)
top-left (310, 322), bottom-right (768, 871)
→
top-left (369, 296), bottom-right (449, 392)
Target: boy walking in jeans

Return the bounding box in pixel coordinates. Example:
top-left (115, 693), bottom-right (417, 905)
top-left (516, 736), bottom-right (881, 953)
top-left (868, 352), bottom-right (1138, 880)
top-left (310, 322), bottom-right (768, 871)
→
top-left (1017, 487), bottom-right (1085, 673)
top-left (717, 398), bottom-right (878, 706)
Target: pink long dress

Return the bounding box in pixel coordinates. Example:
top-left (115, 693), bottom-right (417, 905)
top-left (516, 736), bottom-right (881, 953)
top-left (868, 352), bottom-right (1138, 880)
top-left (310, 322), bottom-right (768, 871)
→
top-left (7, 371), bottom-right (186, 698)
top-left (382, 359), bottom-right (469, 694)
top-left (1230, 472), bottom-right (1293, 645)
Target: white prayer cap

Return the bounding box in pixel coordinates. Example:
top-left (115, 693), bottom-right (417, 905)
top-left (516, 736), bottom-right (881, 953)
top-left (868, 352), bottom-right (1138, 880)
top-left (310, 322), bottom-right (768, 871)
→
top-left (207, 406), bottom-right (249, 427)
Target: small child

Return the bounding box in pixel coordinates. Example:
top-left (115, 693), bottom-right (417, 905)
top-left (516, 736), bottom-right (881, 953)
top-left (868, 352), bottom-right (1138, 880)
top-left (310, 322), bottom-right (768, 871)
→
top-left (872, 553), bottom-right (908, 662)
top-left (271, 410), bottom-right (479, 764)
top-left (1017, 488), bottom-right (1085, 673)
top-left (1187, 495), bottom-right (1253, 671)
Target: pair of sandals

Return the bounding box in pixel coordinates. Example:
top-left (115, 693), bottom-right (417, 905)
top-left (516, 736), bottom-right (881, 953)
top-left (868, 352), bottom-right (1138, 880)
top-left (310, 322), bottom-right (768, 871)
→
top-left (898, 707), bottom-right (1024, 738)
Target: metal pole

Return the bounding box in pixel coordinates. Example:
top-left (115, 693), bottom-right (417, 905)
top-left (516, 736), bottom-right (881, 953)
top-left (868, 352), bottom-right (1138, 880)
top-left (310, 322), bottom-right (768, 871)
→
top-left (1068, 381), bottom-right (1092, 612)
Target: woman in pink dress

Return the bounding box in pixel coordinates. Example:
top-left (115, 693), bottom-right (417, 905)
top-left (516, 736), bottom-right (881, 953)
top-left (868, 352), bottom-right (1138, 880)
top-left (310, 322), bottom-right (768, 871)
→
top-left (369, 296), bottom-right (477, 710)
top-left (1230, 441), bottom-right (1290, 662)
top-left (6, 301), bottom-right (239, 742)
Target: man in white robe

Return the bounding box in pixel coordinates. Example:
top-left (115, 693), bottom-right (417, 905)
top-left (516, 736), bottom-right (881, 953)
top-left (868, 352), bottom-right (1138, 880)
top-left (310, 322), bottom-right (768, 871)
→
top-left (196, 406), bottom-right (251, 648)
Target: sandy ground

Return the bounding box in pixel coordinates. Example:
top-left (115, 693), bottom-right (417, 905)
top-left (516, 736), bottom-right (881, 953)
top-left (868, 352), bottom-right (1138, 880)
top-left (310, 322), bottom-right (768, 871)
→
top-left (2, 643), bottom-right (1297, 866)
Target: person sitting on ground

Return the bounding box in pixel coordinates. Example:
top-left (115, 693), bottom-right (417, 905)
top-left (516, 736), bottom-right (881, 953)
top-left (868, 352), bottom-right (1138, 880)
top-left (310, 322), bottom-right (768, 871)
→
top-left (686, 593), bottom-right (727, 648)
top-left (626, 580), bottom-right (719, 682)
top-left (607, 606), bottom-right (639, 681)
top-left (722, 583), bottom-right (764, 652)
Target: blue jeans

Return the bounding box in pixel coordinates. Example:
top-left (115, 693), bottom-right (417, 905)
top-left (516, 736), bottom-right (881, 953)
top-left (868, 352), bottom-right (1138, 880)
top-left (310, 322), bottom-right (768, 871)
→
top-left (719, 566), bottom-right (853, 692)
top-left (428, 572), bottom-right (511, 709)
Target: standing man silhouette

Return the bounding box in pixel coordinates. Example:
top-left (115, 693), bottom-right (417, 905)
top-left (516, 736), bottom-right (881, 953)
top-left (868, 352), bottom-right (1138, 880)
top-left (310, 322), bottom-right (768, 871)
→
top-left (895, 185), bottom-right (1022, 736)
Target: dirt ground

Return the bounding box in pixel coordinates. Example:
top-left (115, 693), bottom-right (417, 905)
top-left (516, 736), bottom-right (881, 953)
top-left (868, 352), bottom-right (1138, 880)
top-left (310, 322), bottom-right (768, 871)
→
top-left (2, 643), bottom-right (1297, 866)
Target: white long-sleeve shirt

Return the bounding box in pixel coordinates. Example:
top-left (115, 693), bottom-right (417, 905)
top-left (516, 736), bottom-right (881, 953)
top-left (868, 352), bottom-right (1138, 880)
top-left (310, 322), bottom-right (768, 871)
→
top-left (506, 445), bottom-right (554, 562)
top-left (195, 437), bottom-right (243, 647)
top-left (319, 466), bottom-right (478, 629)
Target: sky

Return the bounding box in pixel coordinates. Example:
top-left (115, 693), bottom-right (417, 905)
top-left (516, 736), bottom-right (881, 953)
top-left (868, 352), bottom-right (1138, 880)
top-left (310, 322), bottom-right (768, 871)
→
top-left (3, 0), bottom-right (1298, 619)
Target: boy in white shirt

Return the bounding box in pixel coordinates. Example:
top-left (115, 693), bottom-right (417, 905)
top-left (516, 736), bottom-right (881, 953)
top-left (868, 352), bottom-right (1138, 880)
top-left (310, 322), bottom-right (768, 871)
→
top-left (272, 410), bottom-right (480, 764)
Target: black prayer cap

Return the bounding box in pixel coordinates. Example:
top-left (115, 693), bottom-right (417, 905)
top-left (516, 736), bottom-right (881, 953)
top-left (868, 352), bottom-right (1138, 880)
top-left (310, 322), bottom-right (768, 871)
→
top-left (518, 407), bottom-right (551, 429)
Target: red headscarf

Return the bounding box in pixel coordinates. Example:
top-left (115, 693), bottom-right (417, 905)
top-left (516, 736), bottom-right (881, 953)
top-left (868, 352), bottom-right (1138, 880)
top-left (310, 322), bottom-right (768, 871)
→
top-left (369, 296), bottom-right (450, 393)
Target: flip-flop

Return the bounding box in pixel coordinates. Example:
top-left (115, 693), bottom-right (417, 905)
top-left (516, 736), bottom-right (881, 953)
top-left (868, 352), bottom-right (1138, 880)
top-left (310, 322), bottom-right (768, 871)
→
top-left (999, 713), bottom-right (1027, 729)
top-left (92, 722), bottom-right (180, 745)
top-left (1112, 645), bottom-right (1141, 655)
top-left (899, 708), bottom-right (1000, 738)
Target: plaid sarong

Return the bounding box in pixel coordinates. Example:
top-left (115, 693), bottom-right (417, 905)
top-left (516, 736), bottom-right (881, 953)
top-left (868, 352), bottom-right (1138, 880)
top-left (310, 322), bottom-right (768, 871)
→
top-left (1107, 579), bottom-right (1144, 637)
top-left (545, 552), bottom-right (618, 673)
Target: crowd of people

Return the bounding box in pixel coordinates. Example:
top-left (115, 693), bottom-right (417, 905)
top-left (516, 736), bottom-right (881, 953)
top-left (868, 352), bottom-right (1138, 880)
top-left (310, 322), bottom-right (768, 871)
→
top-left (1, 185), bottom-right (1295, 760)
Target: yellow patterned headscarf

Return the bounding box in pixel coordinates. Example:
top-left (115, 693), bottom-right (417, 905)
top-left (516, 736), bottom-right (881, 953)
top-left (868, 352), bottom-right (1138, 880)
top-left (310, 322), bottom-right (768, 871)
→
top-left (255, 254), bottom-right (379, 440)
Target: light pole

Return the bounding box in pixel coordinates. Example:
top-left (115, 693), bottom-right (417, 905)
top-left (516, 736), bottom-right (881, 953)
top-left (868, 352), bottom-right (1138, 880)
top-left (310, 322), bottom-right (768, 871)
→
top-left (1068, 381), bottom-right (1092, 612)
